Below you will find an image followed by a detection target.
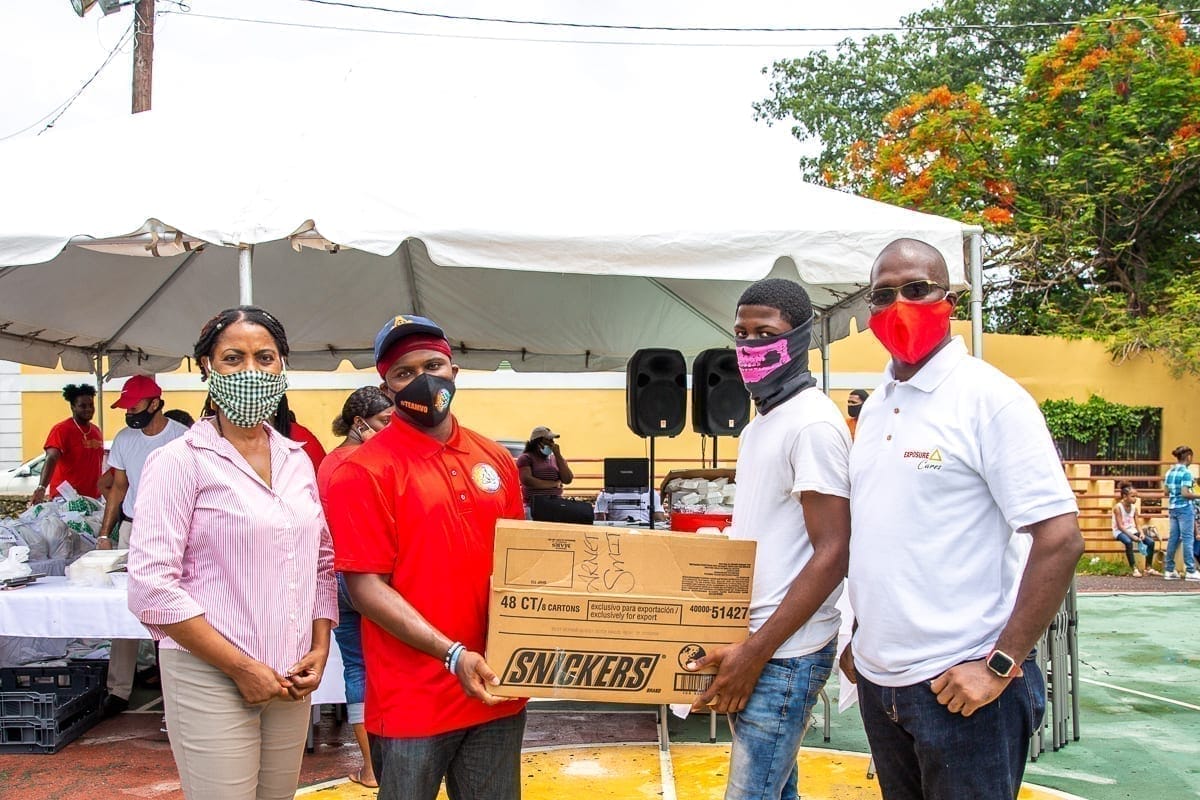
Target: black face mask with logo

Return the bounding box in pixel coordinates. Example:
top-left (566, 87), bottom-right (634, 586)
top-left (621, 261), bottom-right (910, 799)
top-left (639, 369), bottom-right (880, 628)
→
top-left (125, 400), bottom-right (159, 430)
top-left (393, 373), bottom-right (456, 429)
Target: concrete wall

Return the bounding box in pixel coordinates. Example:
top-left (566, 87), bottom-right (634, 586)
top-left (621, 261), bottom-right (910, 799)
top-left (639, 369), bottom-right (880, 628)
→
top-left (13, 324), bottom-right (1200, 466)
top-left (0, 361), bottom-right (20, 468)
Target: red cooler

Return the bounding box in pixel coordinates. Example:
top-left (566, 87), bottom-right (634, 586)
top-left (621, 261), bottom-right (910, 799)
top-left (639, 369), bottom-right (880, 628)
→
top-left (670, 512), bottom-right (733, 533)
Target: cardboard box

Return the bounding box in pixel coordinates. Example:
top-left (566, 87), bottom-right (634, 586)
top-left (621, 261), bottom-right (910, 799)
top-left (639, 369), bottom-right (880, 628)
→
top-left (485, 519), bottom-right (756, 704)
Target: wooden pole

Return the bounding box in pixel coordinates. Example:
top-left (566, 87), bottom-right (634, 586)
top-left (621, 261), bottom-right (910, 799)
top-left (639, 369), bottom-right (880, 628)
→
top-left (132, 0), bottom-right (154, 113)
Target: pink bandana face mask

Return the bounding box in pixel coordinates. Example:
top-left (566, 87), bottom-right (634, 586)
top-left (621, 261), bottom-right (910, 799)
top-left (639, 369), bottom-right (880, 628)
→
top-left (731, 320), bottom-right (816, 414)
top-left (737, 338), bottom-right (791, 384)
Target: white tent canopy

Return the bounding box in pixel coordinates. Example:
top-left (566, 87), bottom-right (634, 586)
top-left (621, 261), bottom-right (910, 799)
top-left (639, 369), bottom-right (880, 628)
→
top-left (0, 110), bottom-right (976, 378)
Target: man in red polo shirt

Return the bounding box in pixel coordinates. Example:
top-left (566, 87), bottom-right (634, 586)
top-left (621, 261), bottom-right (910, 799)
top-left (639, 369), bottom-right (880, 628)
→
top-left (30, 383), bottom-right (104, 504)
top-left (325, 314), bottom-right (526, 800)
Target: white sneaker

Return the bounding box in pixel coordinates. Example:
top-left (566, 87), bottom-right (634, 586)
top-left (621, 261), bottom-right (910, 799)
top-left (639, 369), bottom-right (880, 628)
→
top-left (1132, 569), bottom-right (1143, 577)
top-left (1186, 571), bottom-right (1200, 582)
top-left (1164, 571), bottom-right (1181, 580)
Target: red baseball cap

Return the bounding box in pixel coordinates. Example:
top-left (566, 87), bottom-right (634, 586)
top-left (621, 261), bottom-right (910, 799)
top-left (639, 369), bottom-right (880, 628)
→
top-left (111, 375), bottom-right (162, 409)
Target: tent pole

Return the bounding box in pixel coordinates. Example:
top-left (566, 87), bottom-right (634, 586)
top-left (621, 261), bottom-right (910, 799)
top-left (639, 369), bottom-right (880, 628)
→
top-left (94, 352), bottom-right (105, 437)
top-left (820, 316), bottom-right (832, 395)
top-left (647, 436), bottom-right (656, 530)
top-left (969, 230), bottom-right (983, 359)
top-left (239, 245), bottom-right (254, 306)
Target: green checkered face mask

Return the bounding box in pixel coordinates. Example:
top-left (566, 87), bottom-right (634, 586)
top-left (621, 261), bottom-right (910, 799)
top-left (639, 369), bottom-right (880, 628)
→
top-left (206, 369), bottom-right (289, 428)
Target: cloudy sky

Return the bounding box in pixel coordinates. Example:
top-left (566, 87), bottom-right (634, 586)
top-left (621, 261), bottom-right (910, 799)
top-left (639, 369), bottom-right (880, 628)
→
top-left (1, 1), bottom-right (932, 169)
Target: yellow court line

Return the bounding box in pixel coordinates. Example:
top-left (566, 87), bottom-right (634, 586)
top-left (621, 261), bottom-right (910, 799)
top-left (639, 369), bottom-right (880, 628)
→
top-left (297, 744), bottom-right (1088, 800)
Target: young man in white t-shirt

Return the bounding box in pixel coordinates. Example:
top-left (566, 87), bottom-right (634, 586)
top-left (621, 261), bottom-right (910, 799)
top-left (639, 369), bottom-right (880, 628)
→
top-left (843, 239), bottom-right (1082, 800)
top-left (95, 375), bottom-right (188, 717)
top-left (685, 278), bottom-right (851, 800)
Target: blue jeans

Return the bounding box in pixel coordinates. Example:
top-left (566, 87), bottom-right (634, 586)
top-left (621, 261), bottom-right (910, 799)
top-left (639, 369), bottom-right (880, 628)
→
top-left (724, 638), bottom-right (836, 800)
top-left (333, 575), bottom-right (366, 721)
top-left (1166, 506), bottom-right (1196, 573)
top-left (1115, 532), bottom-right (1137, 569)
top-left (371, 709), bottom-right (526, 800)
top-left (857, 657), bottom-right (1045, 800)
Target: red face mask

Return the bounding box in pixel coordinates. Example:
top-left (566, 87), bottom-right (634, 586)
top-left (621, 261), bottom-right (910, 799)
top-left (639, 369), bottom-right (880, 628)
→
top-left (868, 299), bottom-right (953, 365)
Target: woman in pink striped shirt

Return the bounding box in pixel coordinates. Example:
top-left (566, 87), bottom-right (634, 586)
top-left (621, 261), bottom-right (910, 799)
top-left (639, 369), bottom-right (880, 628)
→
top-left (127, 306), bottom-right (338, 800)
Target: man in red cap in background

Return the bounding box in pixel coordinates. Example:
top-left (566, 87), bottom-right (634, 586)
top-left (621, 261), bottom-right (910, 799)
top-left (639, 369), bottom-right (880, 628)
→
top-left (96, 374), bottom-right (188, 717)
top-left (325, 314), bottom-right (527, 800)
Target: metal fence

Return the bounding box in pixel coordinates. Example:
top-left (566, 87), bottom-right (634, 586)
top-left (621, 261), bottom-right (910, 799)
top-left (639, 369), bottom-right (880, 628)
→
top-left (1053, 415), bottom-right (1161, 477)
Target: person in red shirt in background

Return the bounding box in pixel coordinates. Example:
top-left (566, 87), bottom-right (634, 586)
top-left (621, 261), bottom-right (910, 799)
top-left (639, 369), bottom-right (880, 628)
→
top-left (30, 383), bottom-right (104, 504)
top-left (325, 314), bottom-right (526, 800)
top-left (316, 385), bottom-right (394, 790)
top-left (279, 398), bottom-right (327, 471)
top-left (845, 388), bottom-right (869, 440)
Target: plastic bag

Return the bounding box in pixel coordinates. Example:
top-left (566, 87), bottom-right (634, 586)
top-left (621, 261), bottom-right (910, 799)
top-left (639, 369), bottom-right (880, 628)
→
top-left (0, 522), bottom-right (21, 558)
top-left (12, 518), bottom-right (49, 560)
top-left (35, 514), bottom-right (74, 561)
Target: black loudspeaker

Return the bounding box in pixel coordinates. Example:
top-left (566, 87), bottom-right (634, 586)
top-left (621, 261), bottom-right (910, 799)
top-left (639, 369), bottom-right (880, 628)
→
top-left (692, 349), bottom-right (750, 436)
top-left (531, 495), bottom-right (594, 525)
top-left (626, 348), bottom-right (687, 437)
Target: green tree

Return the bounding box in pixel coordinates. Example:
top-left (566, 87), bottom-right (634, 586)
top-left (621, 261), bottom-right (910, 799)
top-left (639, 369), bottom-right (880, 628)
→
top-left (754, 0), bottom-right (1118, 183)
top-left (764, 2), bottom-right (1200, 375)
top-left (1005, 6), bottom-right (1200, 344)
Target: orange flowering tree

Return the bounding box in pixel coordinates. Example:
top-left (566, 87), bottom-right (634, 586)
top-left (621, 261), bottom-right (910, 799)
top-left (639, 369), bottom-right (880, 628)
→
top-left (755, 0), bottom-right (1120, 184)
top-left (1005, 4), bottom-right (1200, 352)
top-left (806, 4), bottom-right (1200, 371)
top-left (831, 85), bottom-right (1014, 231)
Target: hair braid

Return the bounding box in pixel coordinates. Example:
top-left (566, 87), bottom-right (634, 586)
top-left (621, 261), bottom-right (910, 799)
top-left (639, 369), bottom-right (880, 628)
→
top-left (332, 386), bottom-right (393, 437)
top-left (193, 305), bottom-right (290, 379)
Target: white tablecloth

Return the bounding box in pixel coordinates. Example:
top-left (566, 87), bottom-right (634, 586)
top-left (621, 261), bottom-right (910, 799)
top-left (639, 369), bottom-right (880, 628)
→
top-left (0, 576), bottom-right (147, 638)
top-left (0, 576), bottom-right (345, 704)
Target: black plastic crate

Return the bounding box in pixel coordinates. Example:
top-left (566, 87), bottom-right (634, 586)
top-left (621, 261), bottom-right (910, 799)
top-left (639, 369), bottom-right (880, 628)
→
top-left (0, 661), bottom-right (107, 696)
top-left (0, 704), bottom-right (103, 754)
top-left (1, 687), bottom-right (102, 725)
top-left (0, 662), bottom-right (107, 753)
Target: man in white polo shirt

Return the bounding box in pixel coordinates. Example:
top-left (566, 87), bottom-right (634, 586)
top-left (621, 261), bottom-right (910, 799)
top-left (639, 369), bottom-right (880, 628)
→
top-left (686, 278), bottom-right (851, 800)
top-left (843, 239), bottom-right (1082, 800)
top-left (95, 374), bottom-right (188, 717)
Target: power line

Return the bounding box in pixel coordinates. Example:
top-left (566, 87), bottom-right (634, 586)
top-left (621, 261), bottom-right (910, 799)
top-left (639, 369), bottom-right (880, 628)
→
top-left (161, 10), bottom-right (839, 48)
top-left (288, 0), bottom-right (1200, 34)
top-left (0, 20), bottom-right (135, 142)
top-left (161, 5), bottom-right (1200, 50)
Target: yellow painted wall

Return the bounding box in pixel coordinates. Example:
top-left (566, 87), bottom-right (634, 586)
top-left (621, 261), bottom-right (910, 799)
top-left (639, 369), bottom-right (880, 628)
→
top-left (20, 323), bottom-right (1200, 466)
top-left (21, 380), bottom-right (729, 473)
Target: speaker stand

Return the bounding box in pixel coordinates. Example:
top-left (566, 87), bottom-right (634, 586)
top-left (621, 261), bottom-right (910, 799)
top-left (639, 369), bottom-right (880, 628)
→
top-left (711, 436), bottom-right (718, 469)
top-left (647, 436), bottom-right (656, 530)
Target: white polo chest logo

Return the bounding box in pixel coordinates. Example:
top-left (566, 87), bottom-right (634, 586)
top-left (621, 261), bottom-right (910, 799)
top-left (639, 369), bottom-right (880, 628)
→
top-left (902, 447), bottom-right (944, 472)
top-left (472, 463), bottom-right (502, 492)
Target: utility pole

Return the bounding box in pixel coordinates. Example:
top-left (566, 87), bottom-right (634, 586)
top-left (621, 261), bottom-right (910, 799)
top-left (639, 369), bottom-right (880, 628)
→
top-left (71, 0), bottom-right (154, 113)
top-left (132, 0), bottom-right (154, 113)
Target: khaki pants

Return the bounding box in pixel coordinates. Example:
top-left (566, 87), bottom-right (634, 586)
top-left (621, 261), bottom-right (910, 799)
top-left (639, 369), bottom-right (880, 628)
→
top-left (160, 649), bottom-right (311, 800)
top-left (107, 520), bottom-right (140, 700)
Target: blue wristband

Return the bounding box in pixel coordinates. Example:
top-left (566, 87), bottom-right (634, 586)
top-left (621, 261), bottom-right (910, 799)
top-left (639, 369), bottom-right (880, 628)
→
top-left (444, 642), bottom-right (464, 672)
top-left (449, 648), bottom-right (464, 675)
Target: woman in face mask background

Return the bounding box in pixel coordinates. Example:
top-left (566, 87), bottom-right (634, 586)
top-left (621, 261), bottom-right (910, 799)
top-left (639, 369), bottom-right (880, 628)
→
top-left (845, 388), bottom-right (869, 440)
top-left (516, 425), bottom-right (575, 519)
top-left (315, 386), bottom-right (394, 790)
top-left (126, 305), bottom-right (338, 800)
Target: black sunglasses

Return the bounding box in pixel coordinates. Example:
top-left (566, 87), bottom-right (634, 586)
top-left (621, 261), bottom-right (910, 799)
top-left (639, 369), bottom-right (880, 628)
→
top-left (867, 280), bottom-right (950, 308)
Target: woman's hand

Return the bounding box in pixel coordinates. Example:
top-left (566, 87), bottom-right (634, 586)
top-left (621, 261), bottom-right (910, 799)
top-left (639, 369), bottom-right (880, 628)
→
top-left (285, 647), bottom-right (330, 700)
top-left (231, 659), bottom-right (293, 705)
